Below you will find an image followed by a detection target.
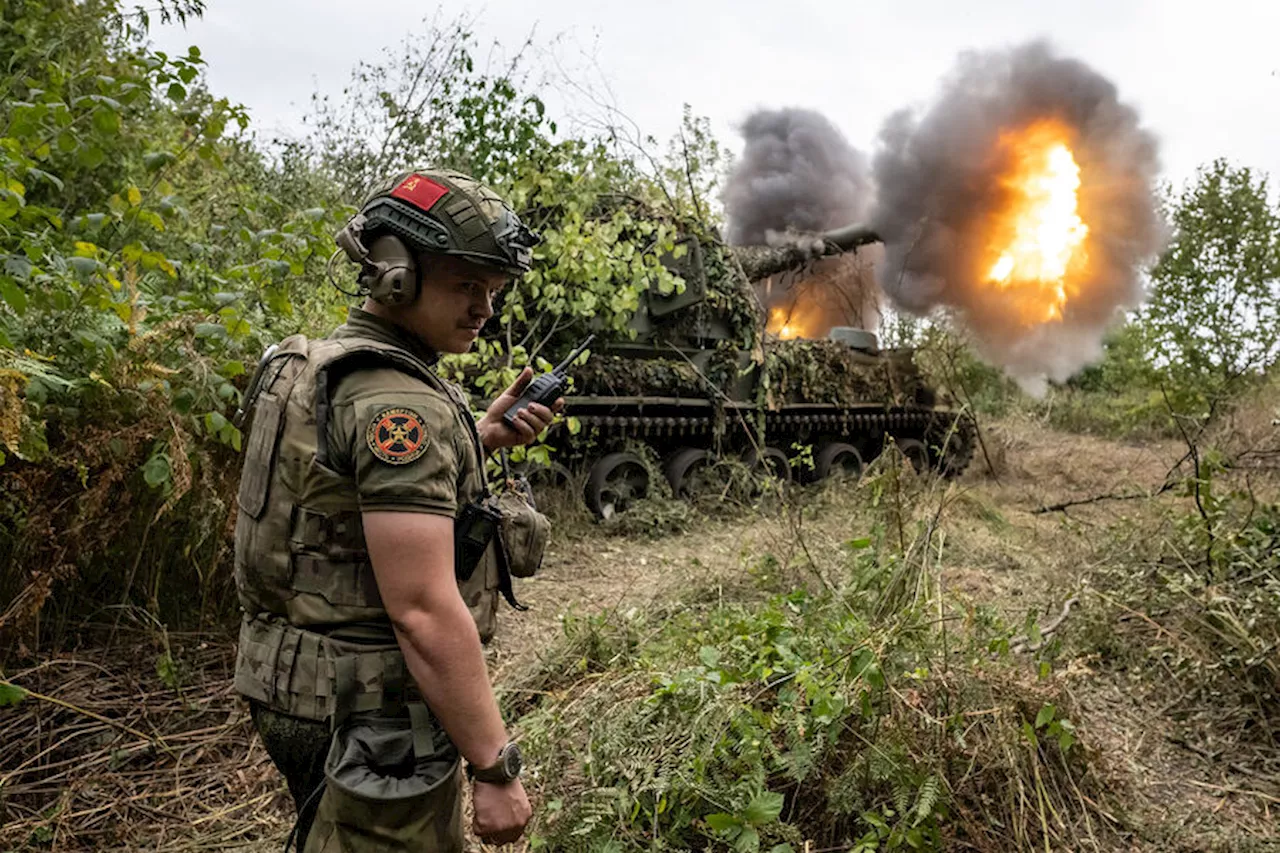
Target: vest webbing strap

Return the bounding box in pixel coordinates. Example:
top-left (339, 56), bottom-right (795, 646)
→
top-left (333, 656), bottom-right (358, 731)
top-left (409, 702), bottom-right (435, 757)
top-left (236, 615), bottom-right (419, 724)
top-left (494, 525), bottom-right (527, 612)
top-left (273, 625), bottom-right (302, 709)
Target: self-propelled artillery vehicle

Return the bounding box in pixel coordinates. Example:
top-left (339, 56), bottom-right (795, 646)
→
top-left (532, 226), bottom-right (976, 519)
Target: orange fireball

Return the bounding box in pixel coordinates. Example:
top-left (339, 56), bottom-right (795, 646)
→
top-left (983, 119), bottom-right (1090, 324)
top-left (767, 306), bottom-right (803, 339)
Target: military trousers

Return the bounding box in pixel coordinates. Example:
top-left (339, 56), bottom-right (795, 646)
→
top-left (251, 700), bottom-right (464, 852)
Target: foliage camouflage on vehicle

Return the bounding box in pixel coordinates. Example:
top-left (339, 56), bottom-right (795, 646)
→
top-left (763, 340), bottom-right (925, 409)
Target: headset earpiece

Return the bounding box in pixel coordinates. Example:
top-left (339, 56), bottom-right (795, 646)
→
top-left (365, 234), bottom-right (419, 306)
top-left (334, 214), bottom-right (420, 306)
top-left (335, 214), bottom-right (370, 268)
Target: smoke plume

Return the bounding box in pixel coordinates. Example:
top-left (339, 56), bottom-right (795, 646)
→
top-left (871, 40), bottom-right (1165, 392)
top-left (722, 108), bottom-right (873, 246)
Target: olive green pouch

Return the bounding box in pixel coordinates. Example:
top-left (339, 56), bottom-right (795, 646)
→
top-left (306, 710), bottom-right (462, 853)
top-left (497, 488), bottom-right (549, 579)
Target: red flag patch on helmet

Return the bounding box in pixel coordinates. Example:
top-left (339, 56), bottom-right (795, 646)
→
top-left (391, 174), bottom-right (449, 213)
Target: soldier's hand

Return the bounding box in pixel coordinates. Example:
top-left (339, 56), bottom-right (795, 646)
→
top-left (472, 777), bottom-right (533, 845)
top-left (477, 367), bottom-right (564, 452)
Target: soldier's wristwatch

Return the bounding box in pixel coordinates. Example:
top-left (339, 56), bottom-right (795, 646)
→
top-left (468, 741), bottom-right (523, 785)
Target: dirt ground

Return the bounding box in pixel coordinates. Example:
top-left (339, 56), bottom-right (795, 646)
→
top-left (3, 416), bottom-right (1276, 851)
top-left (487, 415), bottom-right (1280, 851)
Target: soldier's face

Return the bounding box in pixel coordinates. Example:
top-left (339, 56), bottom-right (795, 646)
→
top-left (411, 256), bottom-right (510, 354)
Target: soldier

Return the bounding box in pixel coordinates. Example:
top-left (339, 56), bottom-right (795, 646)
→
top-left (231, 168), bottom-right (560, 851)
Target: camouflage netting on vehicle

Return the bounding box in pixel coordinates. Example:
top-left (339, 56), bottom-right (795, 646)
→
top-left (731, 242), bottom-right (824, 282)
top-left (575, 347), bottom-right (740, 399)
top-left (654, 242), bottom-right (762, 352)
top-left (763, 339), bottom-right (921, 409)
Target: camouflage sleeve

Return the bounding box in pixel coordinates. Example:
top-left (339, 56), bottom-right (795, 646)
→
top-left (328, 367), bottom-right (464, 516)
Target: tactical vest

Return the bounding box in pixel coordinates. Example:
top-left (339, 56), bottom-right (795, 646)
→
top-left (232, 333), bottom-right (498, 724)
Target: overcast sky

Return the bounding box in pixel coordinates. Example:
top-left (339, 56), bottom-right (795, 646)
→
top-left (152, 0), bottom-right (1279, 195)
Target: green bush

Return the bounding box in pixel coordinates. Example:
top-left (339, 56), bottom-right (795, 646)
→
top-left (0, 1), bottom-right (350, 654)
top-left (1032, 386), bottom-right (1178, 440)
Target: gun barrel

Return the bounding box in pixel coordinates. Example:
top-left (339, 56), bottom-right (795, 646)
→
top-left (820, 223), bottom-right (882, 250)
top-left (731, 223), bottom-right (882, 281)
top-left (553, 334), bottom-right (596, 373)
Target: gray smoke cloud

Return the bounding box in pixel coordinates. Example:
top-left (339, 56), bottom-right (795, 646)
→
top-left (871, 40), bottom-right (1165, 392)
top-left (722, 108), bottom-right (873, 246)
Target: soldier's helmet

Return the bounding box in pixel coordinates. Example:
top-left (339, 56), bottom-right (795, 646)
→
top-left (351, 168), bottom-right (538, 275)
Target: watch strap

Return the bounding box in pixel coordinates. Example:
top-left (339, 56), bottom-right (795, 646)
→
top-left (470, 761), bottom-right (513, 784)
top-left (467, 742), bottom-right (520, 784)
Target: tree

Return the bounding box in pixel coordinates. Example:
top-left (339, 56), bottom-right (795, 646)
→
top-left (0, 5), bottom-right (709, 646)
top-left (0, 0), bottom-right (347, 648)
top-left (302, 14), bottom-right (551, 200)
top-left (1143, 160), bottom-right (1280, 411)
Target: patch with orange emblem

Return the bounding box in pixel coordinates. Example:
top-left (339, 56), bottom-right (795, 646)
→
top-left (365, 407), bottom-right (429, 465)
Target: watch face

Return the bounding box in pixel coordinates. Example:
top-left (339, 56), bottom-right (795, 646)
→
top-left (502, 743), bottom-right (524, 780)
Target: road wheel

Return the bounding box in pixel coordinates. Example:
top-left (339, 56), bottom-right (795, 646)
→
top-left (743, 445), bottom-right (792, 483)
top-left (584, 452), bottom-right (650, 520)
top-left (890, 437), bottom-right (929, 474)
top-left (663, 447), bottom-right (716, 499)
top-left (815, 442), bottom-right (864, 482)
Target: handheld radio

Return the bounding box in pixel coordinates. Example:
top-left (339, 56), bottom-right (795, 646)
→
top-left (502, 335), bottom-right (595, 429)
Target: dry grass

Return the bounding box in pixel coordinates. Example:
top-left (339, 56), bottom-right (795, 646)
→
top-left (0, 625), bottom-right (288, 851)
top-left (952, 415), bottom-right (1280, 851)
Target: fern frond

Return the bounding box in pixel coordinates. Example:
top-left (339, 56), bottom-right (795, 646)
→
top-left (914, 774), bottom-right (941, 826)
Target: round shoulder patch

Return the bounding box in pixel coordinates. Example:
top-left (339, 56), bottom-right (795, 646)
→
top-left (366, 407), bottom-right (430, 465)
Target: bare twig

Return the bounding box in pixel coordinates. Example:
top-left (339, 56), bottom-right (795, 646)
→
top-left (1161, 383), bottom-right (1215, 570)
top-left (1034, 485), bottom-right (1173, 514)
top-left (1007, 596), bottom-right (1080, 654)
top-left (0, 680), bottom-right (168, 750)
top-left (1166, 737), bottom-right (1280, 783)
top-left (937, 336), bottom-right (1001, 485)
top-left (1182, 779), bottom-right (1280, 806)
top-left (678, 126), bottom-right (705, 225)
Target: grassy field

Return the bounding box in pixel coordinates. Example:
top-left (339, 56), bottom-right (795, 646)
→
top-left (1, 413), bottom-right (1277, 852)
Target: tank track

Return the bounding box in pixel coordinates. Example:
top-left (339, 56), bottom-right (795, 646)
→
top-left (566, 406), bottom-right (977, 478)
